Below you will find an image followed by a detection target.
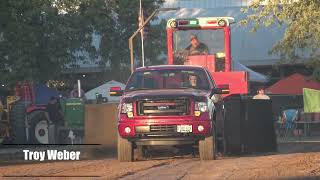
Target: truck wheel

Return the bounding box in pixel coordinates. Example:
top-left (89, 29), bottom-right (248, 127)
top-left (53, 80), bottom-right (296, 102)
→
top-left (10, 101), bottom-right (30, 144)
top-left (29, 111), bottom-right (49, 144)
top-left (135, 145), bottom-right (146, 161)
top-left (117, 134), bottom-right (133, 162)
top-left (199, 136), bottom-right (215, 160)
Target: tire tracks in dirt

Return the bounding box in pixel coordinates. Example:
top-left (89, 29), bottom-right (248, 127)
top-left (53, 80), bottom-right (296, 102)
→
top-left (1, 160), bottom-right (102, 178)
top-left (114, 161), bottom-right (170, 179)
top-left (116, 158), bottom-right (199, 180)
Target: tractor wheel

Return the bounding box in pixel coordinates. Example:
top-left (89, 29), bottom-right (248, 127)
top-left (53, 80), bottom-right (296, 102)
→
top-left (199, 135), bottom-right (215, 160)
top-left (29, 111), bottom-right (49, 144)
top-left (117, 133), bottom-right (133, 162)
top-left (10, 101), bottom-right (30, 144)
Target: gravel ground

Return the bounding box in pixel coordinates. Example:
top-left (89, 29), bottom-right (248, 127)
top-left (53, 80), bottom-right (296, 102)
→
top-left (0, 142), bottom-right (320, 180)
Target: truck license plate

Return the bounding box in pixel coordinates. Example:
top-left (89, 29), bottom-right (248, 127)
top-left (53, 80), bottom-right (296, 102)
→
top-left (177, 125), bottom-right (192, 133)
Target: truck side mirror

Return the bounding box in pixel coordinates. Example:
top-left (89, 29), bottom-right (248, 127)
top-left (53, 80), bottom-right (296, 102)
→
top-left (210, 84), bottom-right (230, 97)
top-left (109, 87), bottom-right (123, 96)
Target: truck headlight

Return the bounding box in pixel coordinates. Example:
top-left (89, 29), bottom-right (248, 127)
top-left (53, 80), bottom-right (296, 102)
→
top-left (121, 103), bottom-right (133, 118)
top-left (195, 102), bottom-right (208, 116)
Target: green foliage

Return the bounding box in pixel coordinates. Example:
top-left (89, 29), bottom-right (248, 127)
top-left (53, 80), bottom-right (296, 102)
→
top-left (0, 0), bottom-right (93, 87)
top-left (0, 0), bottom-right (165, 88)
top-left (77, 0), bottom-right (165, 75)
top-left (139, 19), bottom-right (168, 66)
top-left (241, 0), bottom-right (320, 80)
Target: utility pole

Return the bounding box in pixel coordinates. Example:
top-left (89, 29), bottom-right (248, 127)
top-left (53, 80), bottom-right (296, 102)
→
top-left (129, 7), bottom-right (180, 73)
top-left (139, 0), bottom-right (145, 67)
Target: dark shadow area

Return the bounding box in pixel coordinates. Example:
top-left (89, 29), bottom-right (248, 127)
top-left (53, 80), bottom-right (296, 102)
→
top-left (134, 145), bottom-right (197, 161)
top-left (277, 141), bottom-right (320, 155)
top-left (222, 96), bottom-right (278, 155)
top-left (84, 146), bottom-right (116, 160)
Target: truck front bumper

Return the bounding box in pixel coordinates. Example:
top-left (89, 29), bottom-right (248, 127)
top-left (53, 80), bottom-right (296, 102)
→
top-left (131, 136), bottom-right (203, 145)
top-left (118, 117), bottom-right (212, 139)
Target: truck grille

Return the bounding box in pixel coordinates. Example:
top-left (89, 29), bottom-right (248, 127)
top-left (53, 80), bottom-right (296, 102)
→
top-left (150, 125), bottom-right (177, 132)
top-left (138, 98), bottom-right (189, 116)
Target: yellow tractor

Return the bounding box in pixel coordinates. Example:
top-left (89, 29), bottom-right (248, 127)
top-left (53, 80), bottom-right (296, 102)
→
top-left (0, 96), bottom-right (20, 144)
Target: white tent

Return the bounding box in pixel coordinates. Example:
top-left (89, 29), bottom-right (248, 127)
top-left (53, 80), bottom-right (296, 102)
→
top-left (85, 80), bottom-right (126, 101)
top-left (232, 60), bottom-right (269, 83)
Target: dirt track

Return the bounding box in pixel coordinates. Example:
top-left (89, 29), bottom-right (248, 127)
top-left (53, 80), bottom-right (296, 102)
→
top-left (1, 142), bottom-right (320, 180)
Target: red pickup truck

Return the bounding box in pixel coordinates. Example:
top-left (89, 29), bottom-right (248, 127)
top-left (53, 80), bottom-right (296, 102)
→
top-left (110, 65), bottom-right (228, 162)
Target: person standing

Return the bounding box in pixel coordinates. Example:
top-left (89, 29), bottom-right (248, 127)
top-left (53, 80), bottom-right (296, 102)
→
top-left (45, 97), bottom-right (64, 143)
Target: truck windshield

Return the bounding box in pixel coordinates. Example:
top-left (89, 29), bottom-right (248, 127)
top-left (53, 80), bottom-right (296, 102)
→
top-left (173, 29), bottom-right (225, 55)
top-left (126, 69), bottom-right (210, 91)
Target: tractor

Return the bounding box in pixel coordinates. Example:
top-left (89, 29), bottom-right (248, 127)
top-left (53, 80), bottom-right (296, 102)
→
top-left (167, 17), bottom-right (249, 95)
top-left (0, 82), bottom-right (85, 145)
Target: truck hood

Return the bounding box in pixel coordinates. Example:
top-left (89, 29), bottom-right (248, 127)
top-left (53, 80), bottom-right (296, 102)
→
top-left (122, 89), bottom-right (210, 102)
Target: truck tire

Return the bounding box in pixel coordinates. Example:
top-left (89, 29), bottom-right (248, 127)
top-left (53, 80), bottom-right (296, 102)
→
top-left (199, 135), bottom-right (215, 160)
top-left (28, 111), bottom-right (49, 144)
top-left (135, 145), bottom-right (147, 161)
top-left (117, 133), bottom-right (133, 162)
top-left (10, 101), bottom-right (30, 144)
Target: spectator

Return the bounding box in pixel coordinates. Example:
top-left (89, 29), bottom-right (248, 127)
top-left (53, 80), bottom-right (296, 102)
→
top-left (45, 97), bottom-right (64, 143)
top-left (253, 87), bottom-right (270, 100)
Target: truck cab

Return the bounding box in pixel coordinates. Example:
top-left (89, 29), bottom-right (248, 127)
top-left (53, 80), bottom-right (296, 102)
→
top-left (111, 65), bottom-right (228, 162)
top-left (167, 17), bottom-right (248, 95)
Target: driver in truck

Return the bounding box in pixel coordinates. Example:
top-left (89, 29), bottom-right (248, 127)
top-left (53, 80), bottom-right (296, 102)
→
top-left (188, 74), bottom-right (198, 88)
top-left (182, 74), bottom-right (198, 88)
top-left (185, 34), bottom-right (209, 55)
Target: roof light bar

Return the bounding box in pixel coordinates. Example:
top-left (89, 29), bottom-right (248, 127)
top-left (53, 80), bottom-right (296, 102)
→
top-left (176, 19), bottom-right (199, 27)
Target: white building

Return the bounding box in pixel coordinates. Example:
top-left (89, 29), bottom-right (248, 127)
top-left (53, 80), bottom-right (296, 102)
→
top-left (72, 0), bottom-right (306, 84)
top-left (160, 0), bottom-right (287, 67)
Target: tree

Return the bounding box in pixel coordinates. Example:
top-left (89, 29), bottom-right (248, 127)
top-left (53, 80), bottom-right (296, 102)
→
top-left (144, 19), bottom-right (168, 66)
top-left (0, 0), bottom-right (166, 88)
top-left (78, 0), bottom-right (165, 78)
top-left (241, 0), bottom-right (320, 81)
top-left (0, 0), bottom-right (94, 87)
